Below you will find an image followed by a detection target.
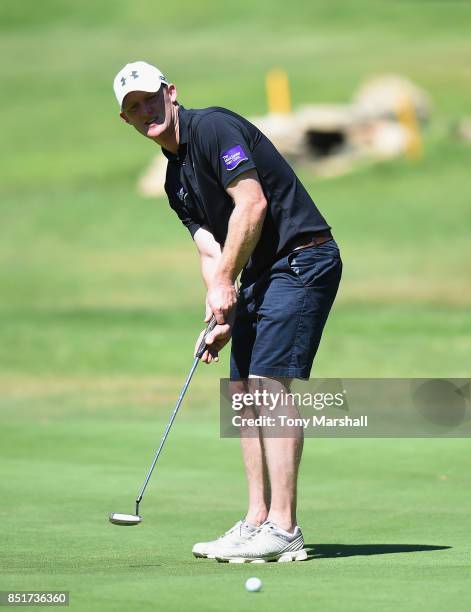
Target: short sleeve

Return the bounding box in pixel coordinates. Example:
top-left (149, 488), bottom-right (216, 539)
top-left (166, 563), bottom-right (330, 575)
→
top-left (195, 112), bottom-right (257, 189)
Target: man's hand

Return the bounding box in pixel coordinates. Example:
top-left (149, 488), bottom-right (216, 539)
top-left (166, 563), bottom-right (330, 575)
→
top-left (194, 321), bottom-right (232, 364)
top-left (207, 281), bottom-right (238, 325)
top-left (194, 280), bottom-right (237, 364)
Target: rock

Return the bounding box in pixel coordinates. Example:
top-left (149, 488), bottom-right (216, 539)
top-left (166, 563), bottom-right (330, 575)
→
top-left (354, 74), bottom-right (431, 123)
top-left (137, 154), bottom-right (168, 198)
top-left (349, 119), bottom-right (409, 159)
top-left (136, 74), bottom-right (431, 195)
top-left (250, 113), bottom-right (305, 157)
top-left (453, 117), bottom-right (471, 141)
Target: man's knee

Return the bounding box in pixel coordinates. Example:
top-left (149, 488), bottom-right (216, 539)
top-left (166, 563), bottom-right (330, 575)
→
top-left (248, 374), bottom-right (293, 390)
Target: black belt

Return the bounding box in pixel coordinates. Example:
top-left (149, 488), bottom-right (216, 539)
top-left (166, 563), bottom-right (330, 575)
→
top-left (289, 231), bottom-right (333, 252)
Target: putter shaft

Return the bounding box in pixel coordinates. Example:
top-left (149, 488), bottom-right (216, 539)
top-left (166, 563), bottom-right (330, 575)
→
top-left (135, 316), bottom-right (217, 514)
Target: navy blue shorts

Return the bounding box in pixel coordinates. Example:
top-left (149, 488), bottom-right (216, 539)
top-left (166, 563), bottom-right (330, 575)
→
top-left (230, 239), bottom-right (342, 380)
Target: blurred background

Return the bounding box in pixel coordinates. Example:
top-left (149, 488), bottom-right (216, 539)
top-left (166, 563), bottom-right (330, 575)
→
top-left (1, 0), bottom-right (470, 384)
top-left (1, 1), bottom-right (470, 609)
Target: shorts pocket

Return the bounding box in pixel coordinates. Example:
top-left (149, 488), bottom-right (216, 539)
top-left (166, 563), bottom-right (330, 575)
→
top-left (288, 244), bottom-right (341, 288)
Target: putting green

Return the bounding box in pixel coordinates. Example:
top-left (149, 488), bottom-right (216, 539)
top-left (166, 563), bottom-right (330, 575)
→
top-left (1, 403), bottom-right (470, 611)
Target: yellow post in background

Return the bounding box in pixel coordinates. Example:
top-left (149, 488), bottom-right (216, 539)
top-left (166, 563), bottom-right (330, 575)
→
top-left (266, 69), bottom-right (292, 114)
top-left (396, 94), bottom-right (423, 160)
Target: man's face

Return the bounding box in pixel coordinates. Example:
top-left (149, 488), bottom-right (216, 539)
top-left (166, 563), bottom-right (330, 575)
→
top-left (120, 84), bottom-right (177, 140)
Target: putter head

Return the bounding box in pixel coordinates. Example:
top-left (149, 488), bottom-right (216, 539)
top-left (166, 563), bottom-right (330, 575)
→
top-left (109, 512), bottom-right (142, 526)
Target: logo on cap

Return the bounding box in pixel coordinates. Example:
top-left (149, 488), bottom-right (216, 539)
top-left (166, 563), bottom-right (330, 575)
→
top-left (120, 70), bottom-right (140, 87)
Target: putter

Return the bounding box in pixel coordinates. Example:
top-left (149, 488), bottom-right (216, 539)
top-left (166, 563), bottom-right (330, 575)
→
top-left (109, 315), bottom-right (218, 526)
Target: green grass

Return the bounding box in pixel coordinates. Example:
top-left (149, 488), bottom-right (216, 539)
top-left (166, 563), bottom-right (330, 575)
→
top-left (1, 414), bottom-right (471, 611)
top-left (0, 0), bottom-right (470, 610)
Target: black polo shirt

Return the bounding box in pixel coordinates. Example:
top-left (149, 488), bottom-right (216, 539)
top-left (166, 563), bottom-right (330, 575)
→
top-left (163, 105), bottom-right (331, 275)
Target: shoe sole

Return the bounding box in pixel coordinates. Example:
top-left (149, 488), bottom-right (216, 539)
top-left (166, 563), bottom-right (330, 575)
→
top-left (193, 552), bottom-right (217, 559)
top-left (216, 549), bottom-right (308, 563)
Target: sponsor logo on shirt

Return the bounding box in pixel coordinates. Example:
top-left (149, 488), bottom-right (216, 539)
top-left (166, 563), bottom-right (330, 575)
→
top-left (177, 186), bottom-right (192, 209)
top-left (221, 145), bottom-right (248, 171)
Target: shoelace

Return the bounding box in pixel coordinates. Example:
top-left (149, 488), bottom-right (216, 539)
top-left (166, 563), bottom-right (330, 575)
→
top-left (247, 521), bottom-right (297, 542)
top-left (219, 520), bottom-right (285, 542)
top-left (245, 521), bottom-right (276, 540)
top-left (217, 521), bottom-right (243, 541)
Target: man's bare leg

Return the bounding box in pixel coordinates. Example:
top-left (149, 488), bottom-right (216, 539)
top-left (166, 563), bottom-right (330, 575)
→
top-left (250, 375), bottom-right (304, 533)
top-left (234, 378), bottom-right (270, 527)
top-left (240, 434), bottom-right (270, 526)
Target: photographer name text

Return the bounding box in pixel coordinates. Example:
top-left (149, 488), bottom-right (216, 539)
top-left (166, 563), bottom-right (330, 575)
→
top-left (232, 415), bottom-right (368, 428)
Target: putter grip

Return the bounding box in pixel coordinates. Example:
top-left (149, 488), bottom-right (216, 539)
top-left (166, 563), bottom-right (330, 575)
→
top-left (195, 315), bottom-right (218, 359)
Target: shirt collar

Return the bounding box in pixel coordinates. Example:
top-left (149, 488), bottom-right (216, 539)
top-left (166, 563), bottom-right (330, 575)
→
top-left (162, 105), bottom-right (188, 161)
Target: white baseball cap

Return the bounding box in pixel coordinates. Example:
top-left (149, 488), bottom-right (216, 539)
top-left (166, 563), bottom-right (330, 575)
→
top-left (113, 61), bottom-right (168, 109)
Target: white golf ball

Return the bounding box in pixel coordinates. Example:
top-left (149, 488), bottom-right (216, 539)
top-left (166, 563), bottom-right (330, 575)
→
top-left (245, 577), bottom-right (262, 592)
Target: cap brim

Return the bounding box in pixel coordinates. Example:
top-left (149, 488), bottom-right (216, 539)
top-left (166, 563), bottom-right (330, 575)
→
top-left (119, 80), bottom-right (167, 110)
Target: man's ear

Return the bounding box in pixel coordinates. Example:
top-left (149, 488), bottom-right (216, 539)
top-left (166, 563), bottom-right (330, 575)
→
top-left (120, 111), bottom-right (130, 124)
top-left (167, 83), bottom-right (178, 104)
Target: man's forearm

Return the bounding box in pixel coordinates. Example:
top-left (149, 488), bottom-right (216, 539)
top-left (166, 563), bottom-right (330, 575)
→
top-left (214, 199), bottom-right (267, 283)
top-left (201, 253), bottom-right (221, 289)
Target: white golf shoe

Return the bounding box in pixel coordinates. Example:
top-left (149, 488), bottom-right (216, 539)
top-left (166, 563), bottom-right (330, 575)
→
top-left (192, 520), bottom-right (257, 559)
top-left (215, 520), bottom-right (308, 563)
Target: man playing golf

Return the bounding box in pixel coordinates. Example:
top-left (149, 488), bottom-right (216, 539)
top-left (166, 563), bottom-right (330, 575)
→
top-left (113, 61), bottom-right (342, 562)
